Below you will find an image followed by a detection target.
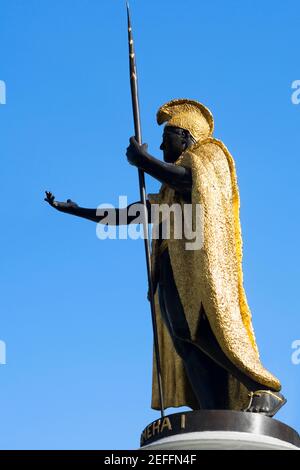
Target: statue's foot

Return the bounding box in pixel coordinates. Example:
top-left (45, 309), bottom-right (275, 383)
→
top-left (244, 390), bottom-right (287, 418)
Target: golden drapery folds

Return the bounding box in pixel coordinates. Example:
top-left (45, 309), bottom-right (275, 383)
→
top-left (150, 99), bottom-right (281, 411)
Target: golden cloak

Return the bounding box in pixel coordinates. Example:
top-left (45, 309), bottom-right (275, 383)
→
top-left (150, 133), bottom-right (281, 411)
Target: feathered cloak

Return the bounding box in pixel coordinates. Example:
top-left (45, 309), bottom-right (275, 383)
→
top-left (150, 138), bottom-right (281, 411)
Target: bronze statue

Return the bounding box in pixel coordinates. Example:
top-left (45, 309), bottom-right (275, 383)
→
top-left (45, 98), bottom-right (286, 417)
top-left (45, 4), bottom-right (286, 420)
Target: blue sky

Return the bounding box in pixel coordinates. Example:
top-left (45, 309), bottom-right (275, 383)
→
top-left (0, 0), bottom-right (299, 449)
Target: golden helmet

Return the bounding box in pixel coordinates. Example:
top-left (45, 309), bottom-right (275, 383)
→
top-left (157, 98), bottom-right (214, 142)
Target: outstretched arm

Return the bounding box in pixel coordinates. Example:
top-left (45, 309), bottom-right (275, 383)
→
top-left (126, 137), bottom-right (192, 195)
top-left (44, 191), bottom-right (151, 224)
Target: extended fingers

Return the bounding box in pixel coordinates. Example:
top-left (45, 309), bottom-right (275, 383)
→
top-left (45, 191), bottom-right (54, 200)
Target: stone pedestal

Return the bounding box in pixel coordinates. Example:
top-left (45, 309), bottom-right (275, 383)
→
top-left (140, 410), bottom-right (300, 450)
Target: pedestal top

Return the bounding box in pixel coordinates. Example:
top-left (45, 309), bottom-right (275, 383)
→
top-left (140, 410), bottom-right (300, 450)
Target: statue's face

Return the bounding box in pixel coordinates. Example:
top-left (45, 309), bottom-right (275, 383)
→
top-left (160, 126), bottom-right (191, 163)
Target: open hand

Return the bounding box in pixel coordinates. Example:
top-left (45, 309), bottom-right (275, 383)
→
top-left (126, 136), bottom-right (148, 167)
top-left (44, 191), bottom-right (57, 206)
top-left (44, 191), bottom-right (78, 209)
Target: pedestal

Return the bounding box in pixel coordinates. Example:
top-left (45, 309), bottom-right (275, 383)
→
top-left (140, 410), bottom-right (300, 450)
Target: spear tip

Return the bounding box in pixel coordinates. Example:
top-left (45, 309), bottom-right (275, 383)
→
top-left (126, 1), bottom-right (131, 29)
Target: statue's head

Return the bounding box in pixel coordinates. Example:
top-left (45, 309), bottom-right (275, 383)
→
top-left (157, 98), bottom-right (214, 162)
top-left (160, 126), bottom-right (195, 163)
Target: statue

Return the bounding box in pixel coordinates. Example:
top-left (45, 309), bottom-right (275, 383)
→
top-left (44, 6), bottom-right (288, 433)
top-left (45, 97), bottom-right (286, 418)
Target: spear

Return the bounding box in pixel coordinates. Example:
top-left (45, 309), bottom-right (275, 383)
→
top-left (126, 2), bottom-right (165, 418)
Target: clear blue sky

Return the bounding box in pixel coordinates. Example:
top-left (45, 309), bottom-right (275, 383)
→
top-left (0, 0), bottom-right (299, 449)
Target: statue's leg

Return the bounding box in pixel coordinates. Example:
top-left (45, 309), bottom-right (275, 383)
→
top-left (195, 314), bottom-right (287, 415)
top-left (158, 249), bottom-right (286, 416)
top-left (158, 250), bottom-right (228, 409)
top-left (159, 249), bottom-right (270, 391)
top-left (195, 311), bottom-right (268, 392)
